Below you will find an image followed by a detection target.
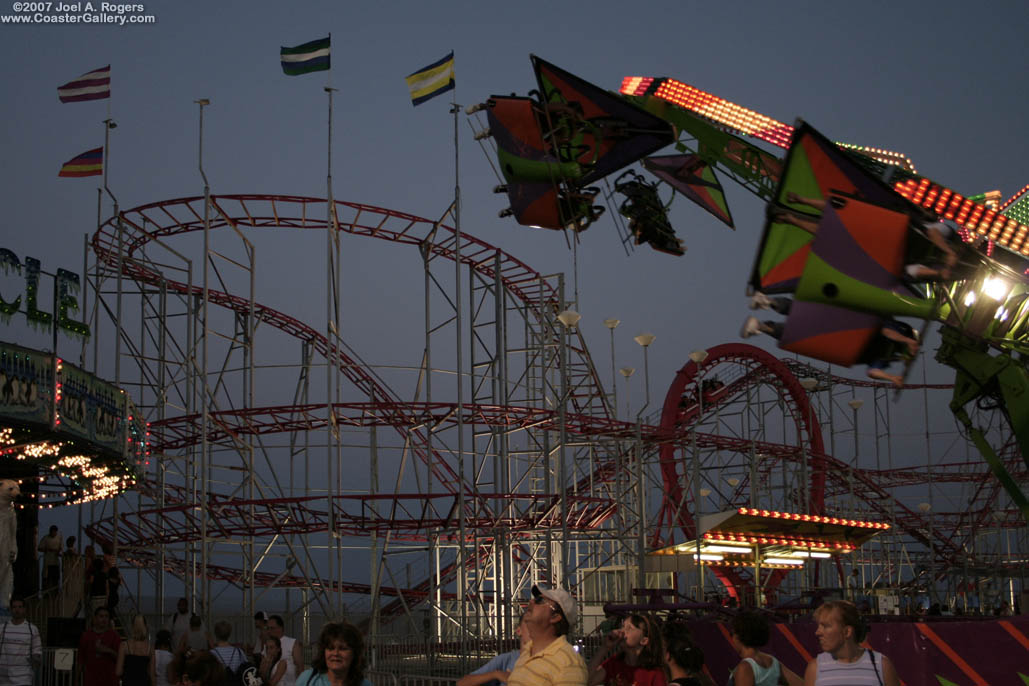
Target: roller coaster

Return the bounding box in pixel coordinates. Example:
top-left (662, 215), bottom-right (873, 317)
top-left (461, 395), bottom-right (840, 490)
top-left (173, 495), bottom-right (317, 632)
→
top-left (68, 57), bottom-right (1027, 682)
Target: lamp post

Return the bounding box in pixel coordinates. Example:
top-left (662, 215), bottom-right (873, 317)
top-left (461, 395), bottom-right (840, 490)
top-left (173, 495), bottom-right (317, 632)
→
top-left (799, 377), bottom-right (818, 591)
top-left (689, 349), bottom-right (708, 601)
top-left (634, 334), bottom-right (656, 418)
top-left (799, 377), bottom-right (818, 514)
top-left (555, 310), bottom-right (580, 586)
top-left (618, 363), bottom-right (634, 597)
top-left (848, 398), bottom-right (863, 517)
top-left (619, 367), bottom-right (635, 418)
top-left (919, 501), bottom-right (933, 605)
top-left (632, 333), bottom-right (655, 592)
top-left (604, 318), bottom-right (620, 418)
top-left (195, 97), bottom-right (211, 621)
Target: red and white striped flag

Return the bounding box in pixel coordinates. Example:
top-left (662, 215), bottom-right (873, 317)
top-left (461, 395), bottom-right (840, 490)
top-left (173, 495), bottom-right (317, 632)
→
top-left (57, 65), bottom-right (111, 103)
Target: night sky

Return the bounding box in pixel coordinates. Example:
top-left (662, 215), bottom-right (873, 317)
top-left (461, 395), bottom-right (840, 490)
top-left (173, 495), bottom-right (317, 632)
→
top-left (2, 1), bottom-right (1026, 605)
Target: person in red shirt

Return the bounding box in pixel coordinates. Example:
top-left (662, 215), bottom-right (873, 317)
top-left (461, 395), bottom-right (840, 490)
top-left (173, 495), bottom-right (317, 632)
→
top-left (588, 614), bottom-right (666, 686)
top-left (79, 606), bottom-right (121, 686)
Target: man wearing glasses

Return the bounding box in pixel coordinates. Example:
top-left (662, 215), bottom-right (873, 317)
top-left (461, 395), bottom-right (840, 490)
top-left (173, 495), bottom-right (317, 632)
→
top-left (507, 585), bottom-right (587, 686)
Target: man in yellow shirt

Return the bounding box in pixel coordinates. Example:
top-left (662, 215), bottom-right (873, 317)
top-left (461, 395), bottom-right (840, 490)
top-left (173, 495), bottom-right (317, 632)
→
top-left (507, 585), bottom-right (587, 686)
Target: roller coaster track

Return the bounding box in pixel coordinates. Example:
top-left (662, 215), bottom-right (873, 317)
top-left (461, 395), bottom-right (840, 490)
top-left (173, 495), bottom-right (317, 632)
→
top-left (87, 195), bottom-right (1007, 608)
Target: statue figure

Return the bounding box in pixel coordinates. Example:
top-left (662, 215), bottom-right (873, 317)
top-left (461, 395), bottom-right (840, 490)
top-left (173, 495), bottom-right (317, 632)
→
top-left (0, 479), bottom-right (20, 611)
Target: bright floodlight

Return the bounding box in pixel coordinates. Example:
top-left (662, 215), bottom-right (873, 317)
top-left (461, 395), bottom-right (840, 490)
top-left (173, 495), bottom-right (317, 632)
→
top-left (634, 333), bottom-right (656, 347)
top-left (963, 290), bottom-right (977, 307)
top-left (557, 310), bottom-right (582, 328)
top-left (603, 318), bottom-right (620, 329)
top-left (689, 349), bottom-right (708, 363)
top-left (764, 557), bottom-right (805, 566)
top-left (982, 277), bottom-right (1011, 301)
top-left (619, 367), bottom-right (635, 378)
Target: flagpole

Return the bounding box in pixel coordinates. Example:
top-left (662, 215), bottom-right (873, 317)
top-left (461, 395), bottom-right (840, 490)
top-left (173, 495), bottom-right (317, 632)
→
top-left (448, 55), bottom-right (468, 661)
top-left (325, 63), bottom-right (343, 621)
top-left (195, 96), bottom-right (211, 622)
top-left (100, 113), bottom-right (122, 563)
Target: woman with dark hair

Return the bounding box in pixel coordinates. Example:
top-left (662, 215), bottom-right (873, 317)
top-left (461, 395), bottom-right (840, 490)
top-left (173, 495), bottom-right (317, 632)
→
top-left (259, 636), bottom-right (288, 686)
top-left (296, 622), bottom-right (370, 686)
top-left (661, 619), bottom-right (709, 686)
top-left (587, 613), bottom-right (667, 686)
top-left (804, 600), bottom-right (899, 686)
top-left (728, 611), bottom-right (799, 686)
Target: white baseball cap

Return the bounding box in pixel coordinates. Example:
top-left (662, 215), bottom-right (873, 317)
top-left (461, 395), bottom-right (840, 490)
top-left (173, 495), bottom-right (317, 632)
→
top-left (532, 584), bottom-right (577, 625)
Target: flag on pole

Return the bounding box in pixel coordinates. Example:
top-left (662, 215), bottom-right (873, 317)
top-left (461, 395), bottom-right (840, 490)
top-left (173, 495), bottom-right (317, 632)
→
top-left (58, 147), bottom-right (103, 177)
top-left (405, 51), bottom-right (455, 106)
top-left (57, 65), bottom-right (111, 103)
top-left (280, 37), bottom-right (331, 76)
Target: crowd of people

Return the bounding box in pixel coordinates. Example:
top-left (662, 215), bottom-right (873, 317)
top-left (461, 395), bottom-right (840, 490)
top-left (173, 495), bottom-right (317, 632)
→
top-left (59, 599), bottom-right (370, 686)
top-left (0, 572), bottom-right (903, 686)
top-left (457, 588), bottom-right (900, 686)
top-left (33, 525), bottom-right (124, 623)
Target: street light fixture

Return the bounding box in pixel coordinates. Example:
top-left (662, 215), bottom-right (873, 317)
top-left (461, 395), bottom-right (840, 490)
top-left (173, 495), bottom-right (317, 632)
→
top-left (634, 333), bottom-right (656, 348)
top-left (557, 310), bottom-right (582, 329)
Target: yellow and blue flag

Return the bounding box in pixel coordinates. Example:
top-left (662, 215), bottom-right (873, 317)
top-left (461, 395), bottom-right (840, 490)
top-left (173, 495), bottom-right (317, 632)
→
top-left (405, 51), bottom-right (455, 106)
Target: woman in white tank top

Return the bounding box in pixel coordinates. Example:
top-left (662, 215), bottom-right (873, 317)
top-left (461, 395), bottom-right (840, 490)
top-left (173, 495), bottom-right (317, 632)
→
top-left (804, 601), bottom-right (899, 686)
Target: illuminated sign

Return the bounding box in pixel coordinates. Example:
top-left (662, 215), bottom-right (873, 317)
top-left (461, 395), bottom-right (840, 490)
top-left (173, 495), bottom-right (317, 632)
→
top-left (0, 248), bottom-right (90, 338)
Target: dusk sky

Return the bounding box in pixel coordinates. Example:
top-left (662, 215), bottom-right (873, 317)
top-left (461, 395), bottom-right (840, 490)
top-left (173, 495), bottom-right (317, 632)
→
top-left (1, 1), bottom-right (1026, 606)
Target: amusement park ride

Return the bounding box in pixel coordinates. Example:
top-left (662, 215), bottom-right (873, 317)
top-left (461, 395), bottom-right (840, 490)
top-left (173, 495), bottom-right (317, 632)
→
top-left (3, 54), bottom-right (1026, 683)
top-left (475, 55), bottom-right (1029, 522)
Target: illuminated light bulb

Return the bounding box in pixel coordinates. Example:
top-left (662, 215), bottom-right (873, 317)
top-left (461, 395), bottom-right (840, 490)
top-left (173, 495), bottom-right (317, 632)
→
top-left (983, 277), bottom-right (1010, 301)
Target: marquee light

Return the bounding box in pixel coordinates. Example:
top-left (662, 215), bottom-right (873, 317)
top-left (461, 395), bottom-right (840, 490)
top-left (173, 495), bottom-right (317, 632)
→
top-left (620, 76), bottom-right (914, 171)
top-left (621, 76), bottom-right (1027, 257)
top-left (893, 178), bottom-right (1029, 253)
top-left (707, 530), bottom-right (857, 551)
top-left (735, 507), bottom-right (889, 529)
